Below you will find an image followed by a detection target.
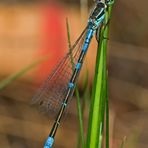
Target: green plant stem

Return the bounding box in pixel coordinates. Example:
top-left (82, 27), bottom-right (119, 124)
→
top-left (77, 70), bottom-right (89, 148)
top-left (86, 2), bottom-right (115, 148)
top-left (76, 88), bottom-right (85, 148)
top-left (66, 18), bottom-right (85, 148)
top-left (105, 76), bottom-right (109, 148)
top-left (86, 34), bottom-right (104, 148)
top-left (103, 4), bottom-right (115, 148)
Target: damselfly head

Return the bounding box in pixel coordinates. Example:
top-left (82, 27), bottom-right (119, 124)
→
top-left (105, 0), bottom-right (114, 5)
top-left (88, 1), bottom-right (105, 30)
top-left (95, 0), bottom-right (114, 5)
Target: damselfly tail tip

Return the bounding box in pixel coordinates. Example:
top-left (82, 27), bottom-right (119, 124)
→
top-left (44, 136), bottom-right (54, 148)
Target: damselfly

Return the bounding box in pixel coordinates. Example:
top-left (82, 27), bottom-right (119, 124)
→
top-left (32, 0), bottom-right (114, 147)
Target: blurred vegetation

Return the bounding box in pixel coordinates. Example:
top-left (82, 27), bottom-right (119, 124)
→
top-left (0, 57), bottom-right (47, 90)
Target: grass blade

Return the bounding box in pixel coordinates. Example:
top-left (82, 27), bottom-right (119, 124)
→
top-left (86, 33), bottom-right (105, 148)
top-left (86, 2), bottom-right (115, 148)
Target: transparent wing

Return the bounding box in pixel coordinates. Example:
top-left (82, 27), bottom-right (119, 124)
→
top-left (32, 27), bottom-right (88, 116)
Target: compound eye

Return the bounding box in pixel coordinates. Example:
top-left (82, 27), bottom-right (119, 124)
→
top-left (106, 0), bottom-right (114, 5)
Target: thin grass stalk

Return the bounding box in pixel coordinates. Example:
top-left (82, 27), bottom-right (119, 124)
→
top-left (105, 74), bottom-right (109, 148)
top-left (66, 18), bottom-right (85, 148)
top-left (77, 70), bottom-right (89, 148)
top-left (75, 88), bottom-right (85, 148)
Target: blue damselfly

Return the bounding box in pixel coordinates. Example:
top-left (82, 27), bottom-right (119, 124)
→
top-left (32, 0), bottom-right (114, 147)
